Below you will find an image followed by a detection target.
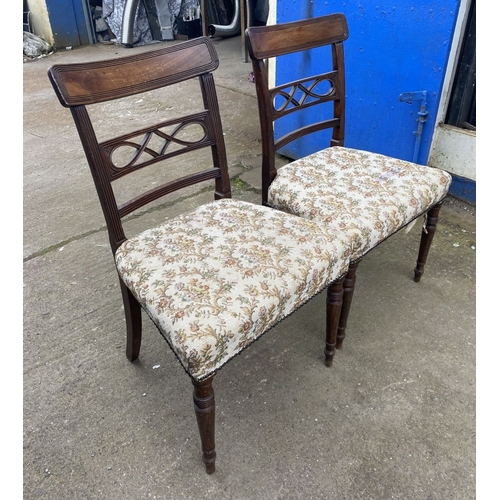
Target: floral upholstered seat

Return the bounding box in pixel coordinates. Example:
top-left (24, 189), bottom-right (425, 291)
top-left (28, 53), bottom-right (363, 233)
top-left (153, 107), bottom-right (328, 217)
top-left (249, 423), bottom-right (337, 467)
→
top-left (268, 147), bottom-right (452, 260)
top-left (115, 199), bottom-right (350, 381)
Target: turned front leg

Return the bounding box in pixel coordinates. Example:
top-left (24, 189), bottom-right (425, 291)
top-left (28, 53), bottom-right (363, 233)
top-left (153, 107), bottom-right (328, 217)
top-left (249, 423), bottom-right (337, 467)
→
top-left (325, 276), bottom-right (345, 367)
top-left (336, 260), bottom-right (360, 350)
top-left (414, 202), bottom-right (443, 283)
top-left (192, 375), bottom-right (216, 474)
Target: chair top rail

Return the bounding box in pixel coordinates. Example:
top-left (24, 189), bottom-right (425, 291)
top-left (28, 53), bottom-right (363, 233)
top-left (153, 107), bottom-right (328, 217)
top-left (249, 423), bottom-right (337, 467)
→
top-left (48, 37), bottom-right (219, 107)
top-left (245, 13), bottom-right (348, 61)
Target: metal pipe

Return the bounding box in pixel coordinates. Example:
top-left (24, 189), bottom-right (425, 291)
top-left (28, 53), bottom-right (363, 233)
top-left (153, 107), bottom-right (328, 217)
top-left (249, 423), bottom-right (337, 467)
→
top-left (245, 0), bottom-right (254, 32)
top-left (208, 0), bottom-right (240, 37)
top-left (245, 0), bottom-right (254, 29)
top-left (242, 0), bottom-right (254, 62)
top-left (414, 92), bottom-right (428, 164)
top-left (399, 90), bottom-right (428, 163)
top-left (122, 0), bottom-right (141, 47)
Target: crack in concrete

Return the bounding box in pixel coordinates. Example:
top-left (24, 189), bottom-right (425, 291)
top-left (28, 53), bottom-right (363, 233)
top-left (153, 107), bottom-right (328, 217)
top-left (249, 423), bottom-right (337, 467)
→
top-left (23, 175), bottom-right (260, 263)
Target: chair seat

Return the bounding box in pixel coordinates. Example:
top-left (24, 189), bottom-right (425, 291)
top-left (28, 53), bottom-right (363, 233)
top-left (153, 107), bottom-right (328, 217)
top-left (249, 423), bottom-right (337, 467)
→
top-left (115, 199), bottom-right (350, 381)
top-left (268, 147), bottom-right (452, 260)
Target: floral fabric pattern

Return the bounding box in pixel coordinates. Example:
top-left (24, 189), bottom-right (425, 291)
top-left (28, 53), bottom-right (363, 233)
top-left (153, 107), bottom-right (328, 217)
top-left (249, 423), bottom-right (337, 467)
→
top-left (115, 199), bottom-right (350, 381)
top-left (268, 147), bottom-right (452, 260)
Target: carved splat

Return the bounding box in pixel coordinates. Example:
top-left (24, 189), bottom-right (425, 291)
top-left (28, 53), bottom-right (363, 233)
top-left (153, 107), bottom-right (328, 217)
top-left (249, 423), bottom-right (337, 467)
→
top-left (271, 73), bottom-right (339, 119)
top-left (101, 113), bottom-right (212, 180)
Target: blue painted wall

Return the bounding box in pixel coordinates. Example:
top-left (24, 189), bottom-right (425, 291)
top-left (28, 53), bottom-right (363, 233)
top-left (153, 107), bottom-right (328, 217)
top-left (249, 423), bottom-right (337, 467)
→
top-left (46, 0), bottom-right (92, 47)
top-left (275, 1), bottom-right (461, 165)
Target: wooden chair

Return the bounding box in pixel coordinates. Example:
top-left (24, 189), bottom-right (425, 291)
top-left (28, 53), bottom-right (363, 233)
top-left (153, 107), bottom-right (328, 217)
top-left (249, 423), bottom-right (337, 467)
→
top-left (47, 37), bottom-right (351, 474)
top-left (245, 14), bottom-right (452, 350)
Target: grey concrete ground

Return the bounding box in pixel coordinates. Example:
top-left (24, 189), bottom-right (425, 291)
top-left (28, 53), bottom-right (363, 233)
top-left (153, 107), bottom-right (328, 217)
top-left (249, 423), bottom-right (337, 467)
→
top-left (23, 35), bottom-right (476, 499)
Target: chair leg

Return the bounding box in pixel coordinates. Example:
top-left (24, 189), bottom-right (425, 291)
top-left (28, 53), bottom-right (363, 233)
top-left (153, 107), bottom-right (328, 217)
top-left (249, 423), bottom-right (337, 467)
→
top-left (119, 280), bottom-right (142, 362)
top-left (192, 375), bottom-right (217, 474)
top-left (413, 201), bottom-right (443, 283)
top-left (325, 276), bottom-right (345, 367)
top-left (335, 260), bottom-right (361, 350)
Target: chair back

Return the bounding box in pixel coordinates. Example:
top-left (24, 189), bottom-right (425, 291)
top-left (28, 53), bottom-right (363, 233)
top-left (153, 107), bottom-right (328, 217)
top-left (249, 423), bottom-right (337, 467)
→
top-left (245, 14), bottom-right (349, 204)
top-left (48, 37), bottom-right (231, 253)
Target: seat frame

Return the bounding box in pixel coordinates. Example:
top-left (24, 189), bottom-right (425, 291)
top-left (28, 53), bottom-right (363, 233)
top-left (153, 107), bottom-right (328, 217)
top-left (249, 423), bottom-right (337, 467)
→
top-left (47, 37), bottom-right (347, 474)
top-left (245, 14), bottom-right (445, 349)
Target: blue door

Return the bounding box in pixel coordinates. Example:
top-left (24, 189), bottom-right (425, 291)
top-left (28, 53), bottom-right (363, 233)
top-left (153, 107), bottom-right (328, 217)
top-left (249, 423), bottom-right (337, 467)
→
top-left (46, 0), bottom-right (92, 47)
top-left (275, 0), bottom-right (461, 165)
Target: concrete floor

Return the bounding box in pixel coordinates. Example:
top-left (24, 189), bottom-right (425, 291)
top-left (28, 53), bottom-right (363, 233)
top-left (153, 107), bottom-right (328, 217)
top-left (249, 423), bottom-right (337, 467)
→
top-left (23, 35), bottom-right (476, 499)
